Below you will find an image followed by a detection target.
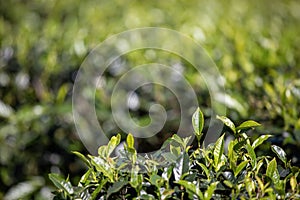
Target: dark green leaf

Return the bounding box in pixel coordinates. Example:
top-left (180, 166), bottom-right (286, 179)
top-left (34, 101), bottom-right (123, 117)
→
top-left (245, 144), bottom-right (256, 168)
top-left (49, 174), bottom-right (74, 195)
top-left (107, 181), bottom-right (128, 198)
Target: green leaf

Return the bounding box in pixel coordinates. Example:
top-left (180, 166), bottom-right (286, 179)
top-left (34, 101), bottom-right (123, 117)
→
top-left (176, 180), bottom-right (203, 199)
top-left (106, 134), bottom-right (121, 157)
top-left (130, 166), bottom-right (142, 189)
top-left (245, 144), bottom-right (257, 168)
top-left (126, 133), bottom-right (135, 149)
top-left (271, 145), bottom-right (287, 166)
top-left (56, 84), bottom-right (69, 104)
top-left (236, 120), bottom-right (261, 131)
top-left (252, 135), bottom-right (272, 149)
top-left (91, 179), bottom-right (107, 199)
top-left (162, 152), bottom-right (178, 162)
top-left (214, 134), bottom-right (225, 171)
top-left (266, 158), bottom-right (280, 185)
top-left (149, 174), bottom-right (162, 186)
top-left (173, 152), bottom-right (189, 181)
top-left (204, 181), bottom-right (218, 200)
top-left (89, 156), bottom-right (114, 182)
top-left (72, 151), bottom-right (91, 167)
top-left (107, 181), bottom-right (128, 198)
top-left (245, 177), bottom-right (255, 196)
top-left (49, 174), bottom-right (74, 195)
top-left (217, 115), bottom-right (236, 134)
top-left (223, 180), bottom-right (233, 188)
top-left (196, 161), bottom-right (210, 180)
top-left (290, 176), bottom-right (297, 191)
top-left (192, 107), bottom-right (204, 141)
top-left (255, 175), bottom-right (265, 193)
top-left (78, 168), bottom-right (92, 186)
top-left (234, 160), bottom-right (249, 177)
top-left (233, 140), bottom-right (247, 151)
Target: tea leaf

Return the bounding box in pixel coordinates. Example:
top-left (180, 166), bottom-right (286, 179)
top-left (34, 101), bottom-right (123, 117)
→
top-left (49, 174), bottom-right (74, 195)
top-left (245, 144), bottom-right (256, 168)
top-left (271, 145), bottom-right (287, 166)
top-left (173, 152), bottom-right (189, 181)
top-left (106, 134), bottom-right (121, 157)
top-left (236, 120), bottom-right (261, 131)
top-left (204, 181), bottom-right (218, 200)
top-left (214, 134), bottom-right (225, 171)
top-left (192, 107), bottom-right (204, 141)
top-left (217, 115), bottom-right (236, 134)
top-left (107, 181), bottom-right (128, 198)
top-left (126, 133), bottom-right (135, 149)
top-left (130, 167), bottom-right (143, 189)
top-left (266, 158), bottom-right (280, 185)
top-left (252, 135), bottom-right (272, 149)
top-left (290, 176), bottom-right (297, 192)
top-left (234, 160), bottom-right (249, 177)
top-left (196, 161), bottom-right (210, 179)
top-left (176, 180), bottom-right (203, 199)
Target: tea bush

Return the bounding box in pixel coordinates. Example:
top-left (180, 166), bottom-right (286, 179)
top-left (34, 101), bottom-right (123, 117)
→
top-left (49, 108), bottom-right (300, 199)
top-left (1, 0), bottom-right (300, 199)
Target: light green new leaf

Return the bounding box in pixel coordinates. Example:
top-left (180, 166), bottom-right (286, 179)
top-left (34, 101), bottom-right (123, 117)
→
top-left (214, 134), bottom-right (225, 171)
top-left (78, 168), bottom-right (92, 186)
top-left (106, 134), bottom-right (121, 157)
top-left (266, 158), bottom-right (280, 185)
top-left (290, 176), bottom-right (297, 191)
top-left (234, 160), bottom-right (249, 177)
top-left (91, 179), bottom-right (107, 199)
top-left (126, 133), bottom-right (135, 149)
top-left (217, 115), bottom-right (236, 134)
top-left (204, 182), bottom-right (218, 200)
top-left (252, 135), bottom-right (272, 149)
top-left (176, 180), bottom-right (203, 199)
top-left (236, 120), bottom-right (261, 131)
top-left (255, 175), bottom-right (265, 193)
top-left (192, 107), bottom-right (204, 140)
top-left (271, 145), bottom-right (287, 166)
top-left (49, 174), bottom-right (74, 195)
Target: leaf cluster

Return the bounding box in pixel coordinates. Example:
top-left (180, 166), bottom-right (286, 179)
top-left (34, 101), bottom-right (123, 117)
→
top-left (50, 108), bottom-right (300, 199)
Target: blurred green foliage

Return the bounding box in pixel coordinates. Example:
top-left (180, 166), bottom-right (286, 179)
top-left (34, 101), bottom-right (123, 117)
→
top-left (1, 0), bottom-right (300, 199)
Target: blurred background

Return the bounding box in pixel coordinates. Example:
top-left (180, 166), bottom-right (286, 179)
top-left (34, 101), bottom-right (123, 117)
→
top-left (1, 0), bottom-right (300, 199)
